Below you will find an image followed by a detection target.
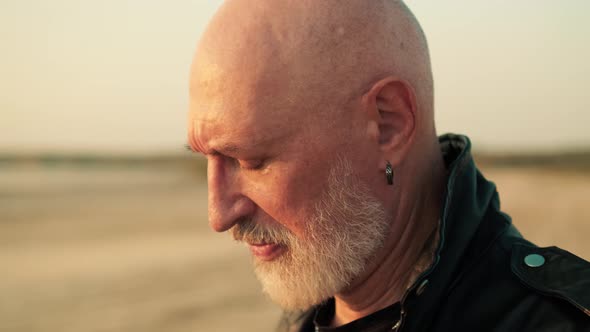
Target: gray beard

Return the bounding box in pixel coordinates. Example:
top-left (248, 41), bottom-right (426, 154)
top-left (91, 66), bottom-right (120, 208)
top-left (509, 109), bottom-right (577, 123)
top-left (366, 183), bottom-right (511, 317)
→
top-left (231, 157), bottom-right (389, 311)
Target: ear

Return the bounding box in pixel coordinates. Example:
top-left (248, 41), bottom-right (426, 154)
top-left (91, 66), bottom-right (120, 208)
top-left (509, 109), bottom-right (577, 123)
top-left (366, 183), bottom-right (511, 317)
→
top-left (361, 77), bottom-right (417, 168)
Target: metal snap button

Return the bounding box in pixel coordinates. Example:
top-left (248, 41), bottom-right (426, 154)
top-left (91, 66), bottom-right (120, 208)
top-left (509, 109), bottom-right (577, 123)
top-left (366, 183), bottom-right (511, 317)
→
top-left (416, 279), bottom-right (429, 296)
top-left (524, 254), bottom-right (545, 268)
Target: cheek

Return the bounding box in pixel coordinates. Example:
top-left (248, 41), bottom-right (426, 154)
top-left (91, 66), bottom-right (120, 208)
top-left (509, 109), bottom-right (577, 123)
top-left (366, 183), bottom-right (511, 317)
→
top-left (243, 163), bottom-right (327, 237)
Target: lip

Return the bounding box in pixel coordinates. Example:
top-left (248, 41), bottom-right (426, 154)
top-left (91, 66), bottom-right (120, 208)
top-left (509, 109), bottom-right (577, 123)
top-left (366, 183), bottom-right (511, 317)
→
top-left (248, 243), bottom-right (286, 261)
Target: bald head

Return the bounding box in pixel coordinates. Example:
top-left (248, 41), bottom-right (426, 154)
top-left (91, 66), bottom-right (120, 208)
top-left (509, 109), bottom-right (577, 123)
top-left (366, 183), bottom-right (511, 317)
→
top-left (191, 0), bottom-right (433, 125)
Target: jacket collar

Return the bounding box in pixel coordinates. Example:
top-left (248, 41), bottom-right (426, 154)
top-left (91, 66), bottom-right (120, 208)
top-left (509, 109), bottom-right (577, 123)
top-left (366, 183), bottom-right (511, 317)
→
top-left (399, 133), bottom-right (513, 330)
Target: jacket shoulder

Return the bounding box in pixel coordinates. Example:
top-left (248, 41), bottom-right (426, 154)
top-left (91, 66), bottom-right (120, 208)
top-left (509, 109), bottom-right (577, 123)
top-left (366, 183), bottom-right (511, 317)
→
top-left (510, 242), bottom-right (590, 317)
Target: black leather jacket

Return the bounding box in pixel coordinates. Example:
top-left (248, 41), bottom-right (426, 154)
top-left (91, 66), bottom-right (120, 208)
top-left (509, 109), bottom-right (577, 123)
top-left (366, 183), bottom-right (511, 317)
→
top-left (277, 134), bottom-right (590, 331)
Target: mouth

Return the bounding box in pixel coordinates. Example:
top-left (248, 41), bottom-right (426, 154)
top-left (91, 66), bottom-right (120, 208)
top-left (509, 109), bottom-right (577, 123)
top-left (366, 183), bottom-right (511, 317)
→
top-left (248, 242), bottom-right (287, 261)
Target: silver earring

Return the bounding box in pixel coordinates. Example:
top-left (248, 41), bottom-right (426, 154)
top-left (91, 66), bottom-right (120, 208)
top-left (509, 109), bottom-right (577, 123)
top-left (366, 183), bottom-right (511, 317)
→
top-left (386, 161), bottom-right (394, 185)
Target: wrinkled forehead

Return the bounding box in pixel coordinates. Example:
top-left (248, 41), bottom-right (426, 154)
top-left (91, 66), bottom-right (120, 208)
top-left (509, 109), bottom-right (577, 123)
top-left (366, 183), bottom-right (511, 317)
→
top-left (188, 62), bottom-right (302, 152)
top-left (189, 101), bottom-right (288, 147)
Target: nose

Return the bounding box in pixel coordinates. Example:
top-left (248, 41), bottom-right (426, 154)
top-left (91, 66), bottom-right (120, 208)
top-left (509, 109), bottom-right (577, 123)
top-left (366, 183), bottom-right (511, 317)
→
top-left (207, 155), bottom-right (255, 232)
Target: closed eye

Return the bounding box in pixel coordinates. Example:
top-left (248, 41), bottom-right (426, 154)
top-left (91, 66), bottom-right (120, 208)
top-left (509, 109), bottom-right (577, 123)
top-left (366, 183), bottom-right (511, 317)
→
top-left (238, 159), bottom-right (266, 171)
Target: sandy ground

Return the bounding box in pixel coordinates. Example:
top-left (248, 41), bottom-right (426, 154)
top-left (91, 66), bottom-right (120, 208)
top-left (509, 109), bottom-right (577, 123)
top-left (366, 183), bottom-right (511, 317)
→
top-left (1, 163), bottom-right (589, 332)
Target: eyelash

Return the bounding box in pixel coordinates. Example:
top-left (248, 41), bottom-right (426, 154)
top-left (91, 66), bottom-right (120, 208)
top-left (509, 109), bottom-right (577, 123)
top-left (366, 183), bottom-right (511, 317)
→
top-left (239, 159), bottom-right (266, 171)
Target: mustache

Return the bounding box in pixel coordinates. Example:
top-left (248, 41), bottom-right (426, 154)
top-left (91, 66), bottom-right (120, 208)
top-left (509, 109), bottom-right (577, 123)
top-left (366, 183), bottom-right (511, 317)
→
top-left (231, 218), bottom-right (292, 245)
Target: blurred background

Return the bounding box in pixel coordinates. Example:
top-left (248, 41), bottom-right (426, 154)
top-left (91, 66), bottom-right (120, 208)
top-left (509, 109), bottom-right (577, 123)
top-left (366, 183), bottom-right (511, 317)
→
top-left (1, 1), bottom-right (589, 331)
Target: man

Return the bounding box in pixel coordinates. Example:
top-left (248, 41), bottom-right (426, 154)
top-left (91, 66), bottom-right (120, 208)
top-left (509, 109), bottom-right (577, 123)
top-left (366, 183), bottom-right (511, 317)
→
top-left (187, 0), bottom-right (590, 330)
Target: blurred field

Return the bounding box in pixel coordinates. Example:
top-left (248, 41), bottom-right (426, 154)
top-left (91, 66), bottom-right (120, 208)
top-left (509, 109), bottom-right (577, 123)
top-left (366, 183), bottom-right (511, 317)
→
top-left (1, 158), bottom-right (589, 332)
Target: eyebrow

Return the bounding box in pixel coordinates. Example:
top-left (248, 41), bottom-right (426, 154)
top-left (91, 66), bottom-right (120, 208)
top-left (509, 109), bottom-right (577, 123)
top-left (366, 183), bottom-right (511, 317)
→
top-left (215, 143), bottom-right (244, 154)
top-left (184, 142), bottom-right (246, 156)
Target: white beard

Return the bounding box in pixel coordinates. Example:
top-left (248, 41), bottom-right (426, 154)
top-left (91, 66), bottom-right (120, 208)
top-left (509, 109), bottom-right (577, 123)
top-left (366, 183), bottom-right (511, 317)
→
top-left (231, 157), bottom-right (389, 311)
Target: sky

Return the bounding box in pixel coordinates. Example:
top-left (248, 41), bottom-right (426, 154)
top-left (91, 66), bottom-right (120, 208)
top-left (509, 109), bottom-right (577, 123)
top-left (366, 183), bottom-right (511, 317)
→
top-left (1, 0), bottom-right (589, 154)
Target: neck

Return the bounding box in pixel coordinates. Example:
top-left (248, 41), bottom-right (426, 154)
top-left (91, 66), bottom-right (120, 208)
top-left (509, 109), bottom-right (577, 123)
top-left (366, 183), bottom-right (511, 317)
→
top-left (330, 149), bottom-right (447, 327)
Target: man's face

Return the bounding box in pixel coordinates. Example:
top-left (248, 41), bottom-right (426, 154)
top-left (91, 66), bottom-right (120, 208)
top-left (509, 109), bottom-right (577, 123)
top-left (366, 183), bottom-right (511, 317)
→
top-left (188, 68), bottom-right (389, 309)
